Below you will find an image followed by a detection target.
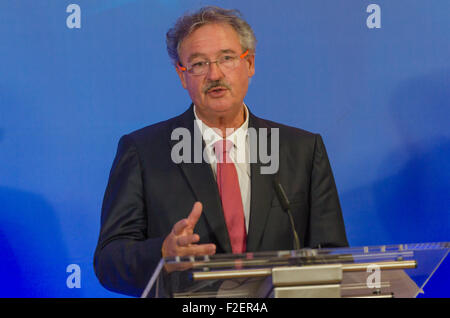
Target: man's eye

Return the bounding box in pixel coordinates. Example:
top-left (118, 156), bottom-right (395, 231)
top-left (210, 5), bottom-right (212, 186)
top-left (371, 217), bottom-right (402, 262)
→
top-left (192, 61), bottom-right (206, 68)
top-left (222, 55), bottom-right (235, 61)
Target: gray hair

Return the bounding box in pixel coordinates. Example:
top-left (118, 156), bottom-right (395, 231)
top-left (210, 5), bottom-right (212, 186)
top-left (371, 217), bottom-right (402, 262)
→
top-left (166, 6), bottom-right (257, 65)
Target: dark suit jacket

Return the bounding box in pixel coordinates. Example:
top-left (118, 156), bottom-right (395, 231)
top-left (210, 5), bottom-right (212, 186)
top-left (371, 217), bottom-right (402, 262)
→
top-left (93, 105), bottom-right (348, 297)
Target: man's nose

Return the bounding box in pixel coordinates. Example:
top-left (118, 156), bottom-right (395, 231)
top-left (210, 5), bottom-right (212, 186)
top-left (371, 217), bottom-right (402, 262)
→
top-left (206, 61), bottom-right (225, 81)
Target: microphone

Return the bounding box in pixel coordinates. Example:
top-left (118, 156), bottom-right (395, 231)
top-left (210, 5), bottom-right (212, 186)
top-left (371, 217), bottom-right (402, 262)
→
top-left (273, 178), bottom-right (300, 251)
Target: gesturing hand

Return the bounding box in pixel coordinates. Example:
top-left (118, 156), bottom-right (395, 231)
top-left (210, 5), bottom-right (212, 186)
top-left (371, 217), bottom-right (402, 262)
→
top-left (161, 202), bottom-right (216, 258)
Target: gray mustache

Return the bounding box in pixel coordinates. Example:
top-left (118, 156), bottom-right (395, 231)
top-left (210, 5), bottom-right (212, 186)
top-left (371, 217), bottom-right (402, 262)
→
top-left (203, 81), bottom-right (231, 94)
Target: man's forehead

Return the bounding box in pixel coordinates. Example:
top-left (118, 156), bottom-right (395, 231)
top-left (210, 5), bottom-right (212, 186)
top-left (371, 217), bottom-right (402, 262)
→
top-left (178, 23), bottom-right (242, 61)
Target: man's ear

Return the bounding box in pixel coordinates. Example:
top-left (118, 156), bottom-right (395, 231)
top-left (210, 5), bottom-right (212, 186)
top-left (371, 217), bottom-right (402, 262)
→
top-left (175, 65), bottom-right (188, 89)
top-left (246, 53), bottom-right (255, 78)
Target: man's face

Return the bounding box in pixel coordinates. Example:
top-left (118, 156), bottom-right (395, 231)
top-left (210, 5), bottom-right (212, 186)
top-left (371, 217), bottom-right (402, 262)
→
top-left (176, 23), bottom-right (255, 122)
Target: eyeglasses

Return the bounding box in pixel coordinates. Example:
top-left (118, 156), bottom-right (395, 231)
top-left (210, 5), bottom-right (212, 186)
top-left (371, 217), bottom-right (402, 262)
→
top-left (178, 50), bottom-right (249, 76)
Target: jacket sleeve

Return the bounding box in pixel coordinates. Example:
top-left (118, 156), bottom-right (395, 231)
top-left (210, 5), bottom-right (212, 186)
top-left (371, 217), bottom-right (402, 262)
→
top-left (306, 134), bottom-right (349, 248)
top-left (93, 135), bottom-right (164, 297)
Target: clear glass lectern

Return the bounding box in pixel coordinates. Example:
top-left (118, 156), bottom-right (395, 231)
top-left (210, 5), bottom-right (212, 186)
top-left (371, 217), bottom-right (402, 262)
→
top-left (142, 242), bottom-right (449, 298)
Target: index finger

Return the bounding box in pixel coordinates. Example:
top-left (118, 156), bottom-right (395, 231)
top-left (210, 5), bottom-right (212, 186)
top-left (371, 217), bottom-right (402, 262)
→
top-left (171, 202), bottom-right (203, 236)
top-left (187, 201), bottom-right (203, 228)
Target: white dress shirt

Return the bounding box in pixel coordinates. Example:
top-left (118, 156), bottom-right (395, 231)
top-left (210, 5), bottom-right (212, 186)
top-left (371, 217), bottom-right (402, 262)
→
top-left (194, 105), bottom-right (251, 232)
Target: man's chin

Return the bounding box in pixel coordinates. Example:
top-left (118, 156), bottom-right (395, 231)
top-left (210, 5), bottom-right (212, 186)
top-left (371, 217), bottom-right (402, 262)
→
top-left (200, 98), bottom-right (234, 113)
top-left (195, 101), bottom-right (243, 121)
top-left (204, 103), bottom-right (235, 115)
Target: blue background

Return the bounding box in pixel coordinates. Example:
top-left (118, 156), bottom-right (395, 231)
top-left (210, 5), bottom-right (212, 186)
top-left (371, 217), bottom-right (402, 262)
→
top-left (0, 0), bottom-right (448, 297)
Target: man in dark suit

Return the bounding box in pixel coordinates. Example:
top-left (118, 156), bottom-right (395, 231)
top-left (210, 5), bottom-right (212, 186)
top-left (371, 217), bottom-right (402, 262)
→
top-left (94, 6), bottom-right (348, 297)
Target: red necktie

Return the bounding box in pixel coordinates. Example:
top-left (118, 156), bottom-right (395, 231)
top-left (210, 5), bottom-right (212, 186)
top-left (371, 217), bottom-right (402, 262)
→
top-left (214, 139), bottom-right (247, 254)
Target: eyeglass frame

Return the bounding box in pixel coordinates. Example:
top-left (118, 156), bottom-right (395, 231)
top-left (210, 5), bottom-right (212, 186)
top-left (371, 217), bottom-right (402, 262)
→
top-left (177, 50), bottom-right (250, 75)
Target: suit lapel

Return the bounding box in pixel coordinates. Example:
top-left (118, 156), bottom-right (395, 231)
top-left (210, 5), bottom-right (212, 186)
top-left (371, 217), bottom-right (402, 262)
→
top-left (169, 106), bottom-right (232, 253)
top-left (246, 112), bottom-right (276, 252)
